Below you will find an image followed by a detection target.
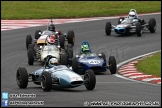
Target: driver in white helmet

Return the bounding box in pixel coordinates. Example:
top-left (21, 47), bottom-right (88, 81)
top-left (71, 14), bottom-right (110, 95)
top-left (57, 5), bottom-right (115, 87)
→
top-left (47, 57), bottom-right (68, 70)
top-left (48, 58), bottom-right (58, 68)
top-left (128, 9), bottom-right (138, 19)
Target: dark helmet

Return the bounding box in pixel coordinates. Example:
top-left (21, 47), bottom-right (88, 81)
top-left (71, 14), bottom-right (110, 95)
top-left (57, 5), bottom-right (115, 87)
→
top-left (48, 24), bottom-right (55, 32)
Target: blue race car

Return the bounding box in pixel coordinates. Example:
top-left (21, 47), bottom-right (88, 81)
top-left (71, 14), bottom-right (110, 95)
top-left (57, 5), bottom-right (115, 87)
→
top-left (105, 9), bottom-right (156, 37)
top-left (16, 55), bottom-right (96, 91)
top-left (72, 41), bottom-right (117, 74)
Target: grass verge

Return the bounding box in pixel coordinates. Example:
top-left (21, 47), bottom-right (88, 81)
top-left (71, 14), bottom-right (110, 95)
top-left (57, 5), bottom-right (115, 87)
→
top-left (135, 52), bottom-right (161, 77)
top-left (1, 1), bottom-right (161, 19)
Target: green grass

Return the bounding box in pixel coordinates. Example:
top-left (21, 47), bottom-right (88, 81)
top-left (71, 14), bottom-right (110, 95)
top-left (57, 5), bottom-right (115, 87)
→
top-left (135, 52), bottom-right (161, 77)
top-left (1, 1), bottom-right (161, 19)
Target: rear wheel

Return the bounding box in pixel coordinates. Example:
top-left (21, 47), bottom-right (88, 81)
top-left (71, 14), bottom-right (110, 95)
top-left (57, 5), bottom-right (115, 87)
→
top-left (109, 56), bottom-right (117, 74)
top-left (149, 18), bottom-right (156, 33)
top-left (105, 22), bottom-right (112, 36)
top-left (66, 44), bottom-right (73, 51)
top-left (16, 67), bottom-right (28, 88)
top-left (41, 72), bottom-right (52, 92)
top-left (59, 35), bottom-right (65, 49)
top-left (27, 45), bottom-right (35, 65)
top-left (67, 30), bottom-right (75, 46)
top-left (67, 48), bottom-right (73, 66)
top-left (72, 57), bottom-right (78, 73)
top-left (26, 35), bottom-right (32, 49)
top-left (35, 30), bottom-right (41, 39)
top-left (84, 69), bottom-right (96, 90)
top-left (60, 53), bottom-right (68, 65)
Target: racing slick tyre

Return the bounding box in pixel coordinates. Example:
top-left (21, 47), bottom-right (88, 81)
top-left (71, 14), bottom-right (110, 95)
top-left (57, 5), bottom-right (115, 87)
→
top-left (67, 30), bottom-right (75, 46)
top-left (105, 22), bottom-right (112, 36)
top-left (66, 44), bottom-right (73, 51)
top-left (28, 43), bottom-right (34, 49)
top-left (67, 48), bottom-right (73, 66)
top-left (27, 46), bottom-right (35, 65)
top-left (109, 56), bottom-right (117, 74)
top-left (28, 44), bottom-right (36, 57)
top-left (136, 22), bottom-right (142, 37)
top-left (149, 18), bottom-right (156, 33)
top-left (60, 53), bottom-right (68, 65)
top-left (84, 69), bottom-right (96, 90)
top-left (59, 35), bottom-right (65, 49)
top-left (118, 17), bottom-right (125, 24)
top-left (35, 30), bottom-right (41, 39)
top-left (41, 72), bottom-right (52, 92)
top-left (16, 67), bottom-right (28, 88)
top-left (72, 57), bottom-right (78, 73)
top-left (26, 35), bottom-right (32, 49)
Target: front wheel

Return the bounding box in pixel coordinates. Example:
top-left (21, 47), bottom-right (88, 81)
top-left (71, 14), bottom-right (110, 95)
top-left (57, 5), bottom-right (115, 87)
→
top-left (84, 69), bottom-right (96, 90)
top-left (108, 56), bottom-right (117, 74)
top-left (105, 22), bottom-right (112, 36)
top-left (16, 67), bottom-right (28, 88)
top-left (41, 72), bottom-right (52, 92)
top-left (136, 22), bottom-right (142, 37)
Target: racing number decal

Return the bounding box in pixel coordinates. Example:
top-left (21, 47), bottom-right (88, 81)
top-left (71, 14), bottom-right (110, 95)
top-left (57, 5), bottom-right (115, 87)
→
top-left (89, 60), bottom-right (100, 64)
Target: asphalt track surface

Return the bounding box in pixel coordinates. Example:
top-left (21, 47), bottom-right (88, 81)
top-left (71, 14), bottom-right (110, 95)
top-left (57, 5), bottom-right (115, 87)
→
top-left (1, 14), bottom-right (161, 107)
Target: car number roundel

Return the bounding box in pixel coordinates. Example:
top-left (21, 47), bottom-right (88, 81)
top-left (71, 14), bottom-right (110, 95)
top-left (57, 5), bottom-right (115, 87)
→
top-left (89, 60), bottom-right (100, 64)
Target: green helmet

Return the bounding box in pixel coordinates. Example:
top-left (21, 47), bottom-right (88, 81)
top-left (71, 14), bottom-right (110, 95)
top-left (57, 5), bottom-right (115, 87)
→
top-left (81, 44), bottom-right (90, 54)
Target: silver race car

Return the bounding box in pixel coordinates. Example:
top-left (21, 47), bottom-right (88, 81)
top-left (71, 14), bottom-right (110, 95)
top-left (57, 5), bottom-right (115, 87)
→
top-left (26, 19), bottom-right (75, 49)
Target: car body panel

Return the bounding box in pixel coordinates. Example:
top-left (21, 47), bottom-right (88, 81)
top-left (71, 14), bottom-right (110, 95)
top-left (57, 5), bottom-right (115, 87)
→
top-left (77, 53), bottom-right (107, 73)
top-left (114, 18), bottom-right (136, 34)
top-left (40, 45), bottom-right (60, 62)
top-left (37, 35), bottom-right (48, 44)
top-left (32, 65), bottom-right (84, 88)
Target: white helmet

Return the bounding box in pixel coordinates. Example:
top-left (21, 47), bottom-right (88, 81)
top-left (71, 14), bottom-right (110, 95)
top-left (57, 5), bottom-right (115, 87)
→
top-left (48, 58), bottom-right (58, 67)
top-left (129, 11), bottom-right (136, 19)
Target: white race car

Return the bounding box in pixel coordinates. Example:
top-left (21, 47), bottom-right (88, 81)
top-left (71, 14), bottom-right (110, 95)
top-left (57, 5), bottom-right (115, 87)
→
top-left (27, 35), bottom-right (73, 66)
